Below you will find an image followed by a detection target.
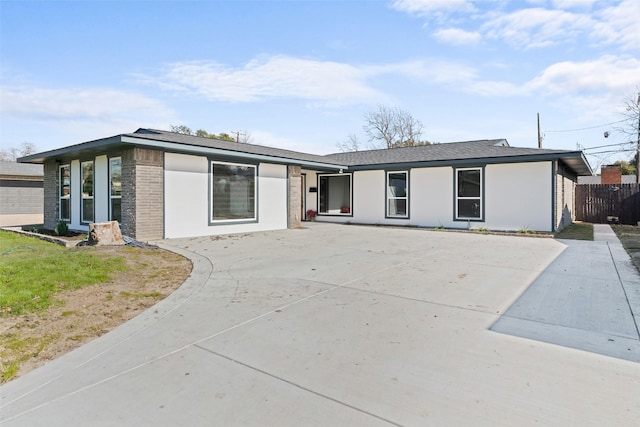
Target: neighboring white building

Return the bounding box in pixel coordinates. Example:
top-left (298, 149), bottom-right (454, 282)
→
top-left (19, 129), bottom-right (592, 240)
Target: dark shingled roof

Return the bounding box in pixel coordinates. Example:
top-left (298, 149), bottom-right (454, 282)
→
top-left (323, 139), bottom-right (592, 175)
top-left (327, 139), bottom-right (568, 165)
top-left (127, 129), bottom-right (342, 166)
top-left (18, 129), bottom-right (592, 175)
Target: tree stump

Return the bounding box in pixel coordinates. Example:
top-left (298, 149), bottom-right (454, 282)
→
top-left (88, 221), bottom-right (125, 246)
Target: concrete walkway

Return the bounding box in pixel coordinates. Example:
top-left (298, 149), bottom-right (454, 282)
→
top-left (1, 224), bottom-right (639, 426)
top-left (492, 224), bottom-right (640, 362)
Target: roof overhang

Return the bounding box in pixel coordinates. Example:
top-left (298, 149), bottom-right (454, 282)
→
top-left (347, 151), bottom-right (593, 176)
top-left (19, 135), bottom-right (347, 172)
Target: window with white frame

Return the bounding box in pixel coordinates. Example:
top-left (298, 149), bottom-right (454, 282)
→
top-left (59, 164), bottom-right (70, 221)
top-left (109, 157), bottom-right (122, 222)
top-left (455, 167), bottom-right (483, 220)
top-left (210, 161), bottom-right (256, 222)
top-left (81, 160), bottom-right (94, 223)
top-left (318, 174), bottom-right (351, 214)
top-left (387, 171), bottom-right (408, 218)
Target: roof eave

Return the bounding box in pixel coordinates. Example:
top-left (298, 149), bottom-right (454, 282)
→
top-left (347, 151), bottom-right (593, 175)
top-left (120, 136), bottom-right (347, 170)
top-left (18, 136), bottom-right (126, 164)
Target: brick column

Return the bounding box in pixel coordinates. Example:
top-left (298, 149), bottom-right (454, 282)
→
top-left (601, 165), bottom-right (622, 184)
top-left (288, 165), bottom-right (302, 229)
top-left (121, 148), bottom-right (164, 241)
top-left (43, 161), bottom-right (58, 230)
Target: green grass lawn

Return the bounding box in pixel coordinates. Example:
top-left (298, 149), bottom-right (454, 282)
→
top-left (554, 222), bottom-right (594, 240)
top-left (0, 231), bottom-right (127, 315)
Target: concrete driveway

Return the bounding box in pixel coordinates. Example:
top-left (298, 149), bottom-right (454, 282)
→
top-left (1, 223), bottom-right (639, 426)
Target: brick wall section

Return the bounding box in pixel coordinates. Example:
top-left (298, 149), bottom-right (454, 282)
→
top-left (288, 165), bottom-right (302, 229)
top-left (601, 165), bottom-right (622, 184)
top-left (555, 161), bottom-right (577, 231)
top-left (121, 148), bottom-right (164, 241)
top-left (43, 161), bottom-right (58, 230)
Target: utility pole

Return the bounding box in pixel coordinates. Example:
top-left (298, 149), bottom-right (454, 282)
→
top-left (231, 131), bottom-right (246, 143)
top-left (537, 113), bottom-right (542, 148)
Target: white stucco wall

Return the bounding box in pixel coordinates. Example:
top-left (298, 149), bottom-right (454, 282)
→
top-left (164, 153), bottom-right (288, 238)
top-left (411, 167), bottom-right (454, 228)
top-left (309, 161), bottom-right (554, 232)
top-left (484, 161), bottom-right (552, 231)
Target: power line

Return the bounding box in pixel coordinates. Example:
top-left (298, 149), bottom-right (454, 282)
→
top-left (584, 148), bottom-right (635, 155)
top-left (582, 141), bottom-right (636, 151)
top-left (545, 119), bottom-right (627, 133)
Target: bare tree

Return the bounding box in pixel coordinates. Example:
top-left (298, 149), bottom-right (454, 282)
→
top-left (363, 106), bottom-right (429, 149)
top-left (336, 134), bottom-right (361, 152)
top-left (0, 142), bottom-right (37, 161)
top-left (613, 86), bottom-right (640, 182)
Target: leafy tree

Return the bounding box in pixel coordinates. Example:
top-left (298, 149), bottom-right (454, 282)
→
top-left (0, 142), bottom-right (37, 161)
top-left (171, 125), bottom-right (249, 143)
top-left (363, 106), bottom-right (430, 149)
top-left (613, 155), bottom-right (637, 176)
top-left (170, 124), bottom-right (193, 135)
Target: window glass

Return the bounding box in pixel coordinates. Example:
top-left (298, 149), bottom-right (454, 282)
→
top-left (457, 169), bottom-right (480, 197)
top-left (387, 171), bottom-right (408, 217)
top-left (59, 165), bottom-right (70, 221)
top-left (81, 161), bottom-right (94, 223)
top-left (456, 168), bottom-right (482, 220)
top-left (109, 157), bottom-right (122, 222)
top-left (211, 162), bottom-right (256, 222)
top-left (318, 175), bottom-right (351, 214)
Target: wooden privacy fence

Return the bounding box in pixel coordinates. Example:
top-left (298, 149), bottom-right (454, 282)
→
top-left (576, 184), bottom-right (640, 225)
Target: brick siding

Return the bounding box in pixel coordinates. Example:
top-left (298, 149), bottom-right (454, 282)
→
top-left (555, 161), bottom-right (577, 231)
top-left (121, 148), bottom-right (164, 241)
top-left (600, 165), bottom-right (622, 184)
top-left (43, 161), bottom-right (58, 230)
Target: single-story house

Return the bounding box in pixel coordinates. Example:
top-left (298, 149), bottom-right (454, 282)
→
top-left (0, 160), bottom-right (44, 226)
top-left (18, 128), bottom-right (592, 240)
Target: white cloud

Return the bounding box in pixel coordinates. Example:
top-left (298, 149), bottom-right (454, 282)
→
top-left (433, 28), bottom-right (482, 45)
top-left (526, 55), bottom-right (640, 95)
top-left (391, 0), bottom-right (476, 16)
top-left (143, 56), bottom-right (385, 105)
top-left (140, 55), bottom-right (479, 105)
top-left (591, 0), bottom-right (640, 50)
top-left (394, 0), bottom-right (639, 51)
top-left (552, 0), bottom-right (597, 9)
top-left (1, 85), bottom-right (172, 122)
top-left (481, 7), bottom-right (594, 49)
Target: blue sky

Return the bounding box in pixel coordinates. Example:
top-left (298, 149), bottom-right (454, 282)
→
top-left (1, 0), bottom-right (639, 172)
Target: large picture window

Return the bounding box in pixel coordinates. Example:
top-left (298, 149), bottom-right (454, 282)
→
top-left (456, 168), bottom-right (483, 220)
top-left (109, 157), bottom-right (122, 222)
top-left (59, 165), bottom-right (70, 221)
top-left (210, 161), bottom-right (256, 222)
top-left (81, 161), bottom-right (94, 223)
top-left (387, 171), bottom-right (408, 218)
top-left (318, 174), bottom-right (351, 215)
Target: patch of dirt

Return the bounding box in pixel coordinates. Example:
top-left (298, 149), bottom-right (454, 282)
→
top-left (0, 245), bottom-right (192, 382)
top-left (612, 224), bottom-right (640, 273)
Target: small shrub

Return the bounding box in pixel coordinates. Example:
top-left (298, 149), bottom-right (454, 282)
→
top-left (54, 221), bottom-right (69, 236)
